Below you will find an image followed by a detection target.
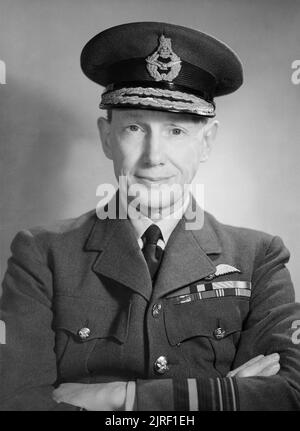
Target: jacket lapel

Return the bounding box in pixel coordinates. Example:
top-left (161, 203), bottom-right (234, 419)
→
top-left (85, 193), bottom-right (222, 301)
top-left (153, 199), bottom-right (222, 299)
top-left (85, 215), bottom-right (152, 301)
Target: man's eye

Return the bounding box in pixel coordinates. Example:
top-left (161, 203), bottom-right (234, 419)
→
top-left (127, 125), bottom-right (141, 132)
top-left (171, 128), bottom-right (184, 136)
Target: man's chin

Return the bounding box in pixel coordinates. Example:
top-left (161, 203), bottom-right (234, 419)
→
top-left (129, 197), bottom-right (184, 220)
top-left (122, 180), bottom-right (187, 218)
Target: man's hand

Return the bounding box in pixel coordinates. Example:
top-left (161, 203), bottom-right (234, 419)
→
top-left (227, 353), bottom-right (280, 378)
top-left (52, 382), bottom-right (127, 411)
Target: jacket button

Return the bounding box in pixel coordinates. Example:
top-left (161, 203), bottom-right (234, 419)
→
top-left (154, 356), bottom-right (169, 375)
top-left (213, 327), bottom-right (226, 340)
top-left (78, 327), bottom-right (90, 340)
top-left (152, 303), bottom-right (162, 318)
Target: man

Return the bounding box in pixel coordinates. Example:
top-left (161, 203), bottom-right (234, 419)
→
top-left (0, 22), bottom-right (300, 411)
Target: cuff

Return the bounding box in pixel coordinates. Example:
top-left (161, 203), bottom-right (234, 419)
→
top-left (125, 381), bottom-right (136, 411)
top-left (188, 377), bottom-right (239, 411)
top-left (135, 377), bottom-right (239, 411)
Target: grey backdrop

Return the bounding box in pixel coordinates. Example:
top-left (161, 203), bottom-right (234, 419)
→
top-left (1, 0), bottom-right (300, 299)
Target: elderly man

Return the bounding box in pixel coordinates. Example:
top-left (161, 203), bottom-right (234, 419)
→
top-left (1, 22), bottom-right (300, 411)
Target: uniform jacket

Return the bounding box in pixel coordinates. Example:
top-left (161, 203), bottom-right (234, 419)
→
top-left (1, 199), bottom-right (300, 411)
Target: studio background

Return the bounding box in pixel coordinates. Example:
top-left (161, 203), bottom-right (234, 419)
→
top-left (1, 0), bottom-right (299, 299)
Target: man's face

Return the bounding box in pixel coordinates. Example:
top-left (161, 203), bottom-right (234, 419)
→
top-left (98, 109), bottom-right (218, 217)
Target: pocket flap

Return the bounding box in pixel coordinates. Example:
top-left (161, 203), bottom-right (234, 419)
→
top-left (164, 298), bottom-right (244, 346)
top-left (53, 295), bottom-right (131, 343)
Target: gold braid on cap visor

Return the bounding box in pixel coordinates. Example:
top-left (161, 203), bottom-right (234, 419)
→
top-left (100, 86), bottom-right (215, 116)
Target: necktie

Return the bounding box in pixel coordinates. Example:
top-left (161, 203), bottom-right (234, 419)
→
top-left (141, 224), bottom-right (164, 281)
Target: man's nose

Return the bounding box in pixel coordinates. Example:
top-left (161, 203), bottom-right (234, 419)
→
top-left (142, 132), bottom-right (165, 166)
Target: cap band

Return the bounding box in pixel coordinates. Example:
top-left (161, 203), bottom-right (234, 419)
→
top-left (92, 58), bottom-right (217, 101)
top-left (100, 86), bottom-right (215, 116)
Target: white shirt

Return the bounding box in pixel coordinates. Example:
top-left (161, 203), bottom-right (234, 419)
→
top-left (127, 194), bottom-right (190, 250)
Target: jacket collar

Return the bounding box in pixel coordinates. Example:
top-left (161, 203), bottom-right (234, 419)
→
top-left (85, 215), bottom-right (153, 300)
top-left (85, 193), bottom-right (222, 300)
top-left (153, 204), bottom-right (221, 298)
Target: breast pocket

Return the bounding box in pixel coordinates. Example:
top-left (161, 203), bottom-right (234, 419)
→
top-left (52, 295), bottom-right (131, 381)
top-left (164, 296), bottom-right (249, 376)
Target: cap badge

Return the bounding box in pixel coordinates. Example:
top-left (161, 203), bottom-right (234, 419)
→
top-left (146, 35), bottom-right (182, 82)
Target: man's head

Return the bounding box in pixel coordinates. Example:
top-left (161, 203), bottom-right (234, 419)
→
top-left (98, 108), bottom-right (218, 216)
top-left (81, 21), bottom-right (242, 216)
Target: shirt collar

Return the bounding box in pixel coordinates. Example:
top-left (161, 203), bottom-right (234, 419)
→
top-left (127, 193), bottom-right (191, 248)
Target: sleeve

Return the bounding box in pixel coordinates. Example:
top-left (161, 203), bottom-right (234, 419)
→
top-left (0, 230), bottom-right (77, 411)
top-left (129, 236), bottom-right (300, 411)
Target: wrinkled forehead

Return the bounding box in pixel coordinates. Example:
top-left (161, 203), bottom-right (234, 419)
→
top-left (110, 108), bottom-right (206, 125)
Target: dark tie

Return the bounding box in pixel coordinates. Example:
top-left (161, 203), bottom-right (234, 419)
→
top-left (141, 224), bottom-right (164, 281)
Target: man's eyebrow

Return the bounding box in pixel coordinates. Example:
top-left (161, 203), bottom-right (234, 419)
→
top-left (116, 112), bottom-right (200, 126)
top-left (167, 121), bottom-right (191, 127)
top-left (120, 115), bottom-right (194, 123)
top-left (164, 121), bottom-right (198, 130)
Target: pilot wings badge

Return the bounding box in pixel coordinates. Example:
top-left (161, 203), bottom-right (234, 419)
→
top-left (146, 35), bottom-right (182, 82)
top-left (214, 264), bottom-right (241, 277)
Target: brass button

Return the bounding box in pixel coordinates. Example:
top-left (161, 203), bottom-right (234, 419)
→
top-left (152, 303), bottom-right (162, 318)
top-left (78, 327), bottom-right (90, 340)
top-left (213, 327), bottom-right (226, 340)
top-left (154, 356), bottom-right (169, 375)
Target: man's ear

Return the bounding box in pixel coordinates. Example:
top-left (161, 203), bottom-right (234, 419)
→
top-left (199, 119), bottom-right (219, 162)
top-left (97, 117), bottom-right (112, 160)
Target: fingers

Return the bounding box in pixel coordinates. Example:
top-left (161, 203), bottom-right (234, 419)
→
top-left (227, 354), bottom-right (265, 377)
top-left (52, 383), bottom-right (89, 404)
top-left (227, 353), bottom-right (280, 378)
top-left (236, 353), bottom-right (280, 378)
top-left (256, 362), bottom-right (280, 377)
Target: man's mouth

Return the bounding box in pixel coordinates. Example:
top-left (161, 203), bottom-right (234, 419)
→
top-left (135, 175), bottom-right (174, 185)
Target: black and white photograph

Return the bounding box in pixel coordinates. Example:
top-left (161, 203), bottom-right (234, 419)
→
top-left (0, 0), bottom-right (300, 413)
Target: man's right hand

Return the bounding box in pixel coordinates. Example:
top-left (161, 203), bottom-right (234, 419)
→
top-left (227, 353), bottom-right (280, 378)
